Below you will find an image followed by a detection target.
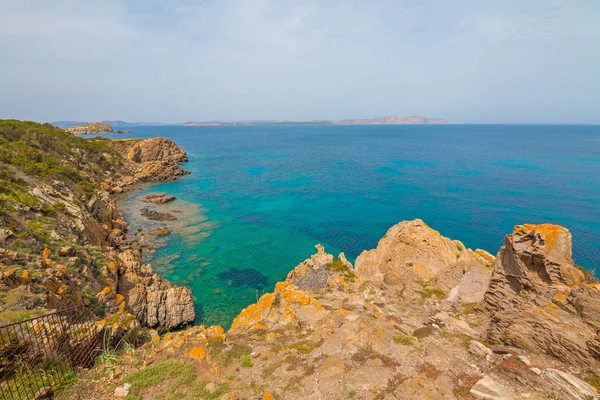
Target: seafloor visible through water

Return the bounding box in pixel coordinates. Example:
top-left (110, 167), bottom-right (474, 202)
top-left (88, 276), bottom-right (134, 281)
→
top-left (100, 124), bottom-right (600, 328)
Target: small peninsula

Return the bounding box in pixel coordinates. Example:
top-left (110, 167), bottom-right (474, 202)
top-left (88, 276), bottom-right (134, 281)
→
top-left (65, 121), bottom-right (114, 134)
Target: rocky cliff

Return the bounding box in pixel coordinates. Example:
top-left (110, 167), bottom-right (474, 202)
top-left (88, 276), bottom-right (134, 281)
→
top-left (0, 120), bottom-right (194, 334)
top-left (65, 122), bottom-right (114, 134)
top-left (60, 220), bottom-right (600, 400)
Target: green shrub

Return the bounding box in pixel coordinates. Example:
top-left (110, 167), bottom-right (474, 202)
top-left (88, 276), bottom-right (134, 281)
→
top-left (393, 332), bottom-right (415, 345)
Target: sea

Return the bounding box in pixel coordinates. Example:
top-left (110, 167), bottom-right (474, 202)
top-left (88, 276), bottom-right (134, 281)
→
top-left (95, 124), bottom-right (600, 328)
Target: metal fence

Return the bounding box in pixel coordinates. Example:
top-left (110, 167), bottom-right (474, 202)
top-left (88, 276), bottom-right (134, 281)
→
top-left (0, 306), bottom-right (101, 400)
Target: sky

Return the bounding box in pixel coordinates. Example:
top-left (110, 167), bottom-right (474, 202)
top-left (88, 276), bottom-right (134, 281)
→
top-left (1, 0), bottom-right (599, 124)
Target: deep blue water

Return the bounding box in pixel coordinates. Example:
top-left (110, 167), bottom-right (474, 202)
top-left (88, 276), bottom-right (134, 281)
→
top-left (106, 124), bottom-right (600, 327)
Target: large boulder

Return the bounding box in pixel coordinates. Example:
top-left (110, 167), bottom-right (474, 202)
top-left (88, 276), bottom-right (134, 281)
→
top-left (484, 224), bottom-right (600, 367)
top-left (109, 137), bottom-right (190, 182)
top-left (116, 249), bottom-right (195, 330)
top-left (354, 219), bottom-right (491, 303)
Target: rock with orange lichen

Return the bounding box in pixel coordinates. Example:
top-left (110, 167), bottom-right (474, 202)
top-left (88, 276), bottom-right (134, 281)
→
top-left (188, 346), bottom-right (207, 362)
top-left (354, 219), bottom-right (491, 304)
top-left (230, 281), bottom-right (324, 333)
top-left (484, 223), bottom-right (599, 367)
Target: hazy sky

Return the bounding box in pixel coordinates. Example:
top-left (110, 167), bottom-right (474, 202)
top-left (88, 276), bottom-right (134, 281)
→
top-left (1, 0), bottom-right (599, 124)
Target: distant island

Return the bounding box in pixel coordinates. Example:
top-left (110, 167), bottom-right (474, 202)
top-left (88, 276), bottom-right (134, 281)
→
top-left (65, 122), bottom-right (115, 134)
top-left (183, 115), bottom-right (457, 126)
top-left (53, 115), bottom-right (457, 128)
top-left (333, 115), bottom-right (457, 125)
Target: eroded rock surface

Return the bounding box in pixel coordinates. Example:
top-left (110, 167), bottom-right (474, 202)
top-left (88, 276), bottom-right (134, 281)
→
top-left (57, 220), bottom-right (600, 400)
top-left (484, 224), bottom-right (600, 367)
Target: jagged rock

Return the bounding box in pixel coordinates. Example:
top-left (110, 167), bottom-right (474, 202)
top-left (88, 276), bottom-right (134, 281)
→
top-left (541, 369), bottom-right (599, 400)
top-left (470, 376), bottom-right (512, 400)
top-left (109, 137), bottom-right (190, 182)
top-left (354, 219), bottom-right (490, 301)
top-left (286, 244), bottom-right (335, 290)
top-left (484, 224), bottom-right (600, 367)
top-left (141, 193), bottom-right (177, 204)
top-left (117, 249), bottom-right (195, 330)
top-left (469, 340), bottom-right (493, 357)
top-left (97, 312), bottom-right (141, 348)
top-left (431, 311), bottom-right (479, 338)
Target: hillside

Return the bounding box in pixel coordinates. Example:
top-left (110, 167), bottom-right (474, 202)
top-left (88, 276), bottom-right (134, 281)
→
top-left (0, 120), bottom-right (194, 332)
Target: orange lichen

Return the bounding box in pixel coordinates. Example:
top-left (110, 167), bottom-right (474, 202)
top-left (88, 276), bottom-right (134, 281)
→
top-left (107, 261), bottom-right (118, 274)
top-left (188, 346), bottom-right (206, 362)
top-left (554, 294), bottom-right (566, 302)
top-left (205, 325), bottom-right (225, 339)
top-left (20, 270), bottom-right (30, 285)
top-left (515, 224), bottom-right (567, 251)
top-left (41, 248), bottom-right (51, 262)
top-left (230, 293), bottom-right (274, 331)
top-left (474, 249), bottom-right (496, 265)
top-left (263, 392), bottom-right (273, 400)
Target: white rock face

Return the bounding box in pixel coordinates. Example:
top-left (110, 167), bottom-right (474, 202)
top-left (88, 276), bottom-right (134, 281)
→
top-left (470, 376), bottom-right (512, 400)
top-left (542, 369), bottom-right (599, 400)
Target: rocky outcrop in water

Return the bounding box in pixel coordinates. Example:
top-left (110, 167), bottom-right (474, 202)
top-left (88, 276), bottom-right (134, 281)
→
top-left (141, 193), bottom-right (177, 204)
top-left (108, 137), bottom-right (190, 183)
top-left (65, 122), bottom-right (114, 134)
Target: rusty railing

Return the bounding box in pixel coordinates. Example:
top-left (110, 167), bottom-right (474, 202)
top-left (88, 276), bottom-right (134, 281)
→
top-left (0, 306), bottom-right (101, 400)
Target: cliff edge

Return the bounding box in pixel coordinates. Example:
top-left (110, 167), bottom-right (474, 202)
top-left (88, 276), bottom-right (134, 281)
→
top-left (59, 220), bottom-right (600, 400)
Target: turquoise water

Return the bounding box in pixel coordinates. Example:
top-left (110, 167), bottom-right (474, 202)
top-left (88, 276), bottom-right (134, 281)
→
top-left (110, 124), bottom-right (600, 328)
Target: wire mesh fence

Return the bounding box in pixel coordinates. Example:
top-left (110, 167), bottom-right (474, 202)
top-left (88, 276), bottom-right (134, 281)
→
top-left (0, 306), bottom-right (101, 400)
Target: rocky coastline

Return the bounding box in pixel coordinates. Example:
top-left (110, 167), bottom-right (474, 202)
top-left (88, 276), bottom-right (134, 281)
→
top-left (0, 121), bottom-right (195, 342)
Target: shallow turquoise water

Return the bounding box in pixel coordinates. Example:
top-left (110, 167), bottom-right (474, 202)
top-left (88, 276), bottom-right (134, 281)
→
top-left (111, 124), bottom-right (600, 328)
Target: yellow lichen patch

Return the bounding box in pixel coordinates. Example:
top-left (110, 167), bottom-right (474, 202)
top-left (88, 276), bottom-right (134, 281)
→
top-left (265, 332), bottom-right (278, 341)
top-left (100, 286), bottom-right (112, 298)
top-left (205, 325), bottom-right (225, 339)
top-left (41, 248), bottom-right (51, 262)
top-left (554, 294), bottom-right (566, 302)
top-left (107, 261), bottom-right (118, 274)
top-left (517, 224), bottom-right (568, 251)
top-left (474, 249), bottom-right (496, 265)
top-left (336, 307), bottom-right (350, 315)
top-left (188, 346), bottom-right (207, 362)
top-left (115, 294), bottom-right (125, 304)
top-left (230, 293), bottom-right (275, 331)
top-left (20, 270), bottom-right (30, 285)
top-left (276, 282), bottom-right (322, 309)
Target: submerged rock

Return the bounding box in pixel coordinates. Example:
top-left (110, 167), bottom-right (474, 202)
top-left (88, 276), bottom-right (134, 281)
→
top-left (141, 193), bottom-right (177, 204)
top-left (140, 208), bottom-right (178, 221)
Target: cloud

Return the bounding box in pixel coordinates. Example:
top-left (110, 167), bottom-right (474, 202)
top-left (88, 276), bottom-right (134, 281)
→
top-left (0, 0), bottom-right (599, 123)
